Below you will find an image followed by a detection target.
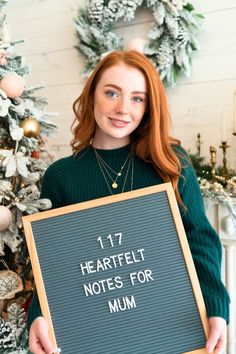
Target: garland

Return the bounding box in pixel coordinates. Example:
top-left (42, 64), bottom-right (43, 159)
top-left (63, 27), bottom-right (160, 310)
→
top-left (75, 0), bottom-right (203, 86)
top-left (190, 152), bottom-right (236, 235)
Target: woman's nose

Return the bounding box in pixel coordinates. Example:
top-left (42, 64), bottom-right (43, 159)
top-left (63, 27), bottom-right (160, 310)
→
top-left (115, 97), bottom-right (129, 114)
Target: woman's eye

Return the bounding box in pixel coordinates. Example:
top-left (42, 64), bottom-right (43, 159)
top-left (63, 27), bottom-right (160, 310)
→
top-left (105, 90), bottom-right (118, 98)
top-left (132, 96), bottom-right (144, 103)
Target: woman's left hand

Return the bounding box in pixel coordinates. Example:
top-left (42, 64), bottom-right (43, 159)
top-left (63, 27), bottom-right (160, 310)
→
top-left (206, 317), bottom-right (227, 354)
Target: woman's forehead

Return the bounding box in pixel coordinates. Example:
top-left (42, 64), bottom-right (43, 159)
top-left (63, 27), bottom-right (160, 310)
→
top-left (96, 64), bottom-right (147, 91)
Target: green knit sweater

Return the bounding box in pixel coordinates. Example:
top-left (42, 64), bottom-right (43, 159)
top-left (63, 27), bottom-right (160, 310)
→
top-left (27, 144), bottom-right (230, 328)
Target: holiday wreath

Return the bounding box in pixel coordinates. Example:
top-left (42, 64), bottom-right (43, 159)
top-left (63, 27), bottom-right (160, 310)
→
top-left (75, 0), bottom-right (203, 86)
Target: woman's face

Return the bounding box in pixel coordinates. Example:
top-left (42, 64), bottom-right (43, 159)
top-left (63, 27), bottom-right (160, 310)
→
top-left (92, 64), bottom-right (148, 148)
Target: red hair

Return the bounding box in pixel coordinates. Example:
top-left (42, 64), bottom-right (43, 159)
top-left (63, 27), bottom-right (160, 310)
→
top-left (71, 50), bottom-right (182, 204)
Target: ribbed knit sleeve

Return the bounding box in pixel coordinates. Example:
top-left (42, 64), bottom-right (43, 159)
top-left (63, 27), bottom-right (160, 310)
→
top-left (176, 146), bottom-right (230, 324)
top-left (39, 160), bottom-right (65, 208)
top-left (26, 290), bottom-right (42, 330)
top-left (27, 161), bottom-right (65, 330)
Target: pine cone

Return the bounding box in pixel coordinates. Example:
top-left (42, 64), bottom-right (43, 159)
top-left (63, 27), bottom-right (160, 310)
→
top-left (107, 0), bottom-right (119, 21)
top-left (88, 0), bottom-right (104, 25)
top-left (165, 12), bottom-right (179, 39)
top-left (147, 0), bottom-right (159, 7)
top-left (123, 0), bottom-right (141, 21)
top-left (156, 36), bottom-right (175, 69)
top-left (176, 22), bottom-right (189, 48)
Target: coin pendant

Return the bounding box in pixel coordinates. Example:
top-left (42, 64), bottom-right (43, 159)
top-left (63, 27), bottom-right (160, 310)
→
top-left (112, 182), bottom-right (118, 189)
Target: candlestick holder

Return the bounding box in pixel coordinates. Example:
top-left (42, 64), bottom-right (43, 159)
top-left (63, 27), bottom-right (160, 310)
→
top-left (196, 133), bottom-right (202, 156)
top-left (209, 146), bottom-right (217, 180)
top-left (219, 141), bottom-right (230, 179)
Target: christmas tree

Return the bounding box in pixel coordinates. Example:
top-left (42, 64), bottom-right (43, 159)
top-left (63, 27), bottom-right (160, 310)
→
top-left (0, 1), bottom-right (57, 351)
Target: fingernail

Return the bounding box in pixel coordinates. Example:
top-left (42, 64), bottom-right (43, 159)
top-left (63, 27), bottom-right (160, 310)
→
top-left (52, 348), bottom-right (61, 354)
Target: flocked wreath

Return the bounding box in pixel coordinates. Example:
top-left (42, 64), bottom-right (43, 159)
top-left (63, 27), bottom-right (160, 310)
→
top-left (75, 0), bottom-right (204, 86)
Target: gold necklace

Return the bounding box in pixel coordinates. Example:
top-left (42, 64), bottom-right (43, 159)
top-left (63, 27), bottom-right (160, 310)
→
top-left (93, 148), bottom-right (134, 194)
top-left (122, 154), bottom-right (134, 193)
top-left (93, 148), bottom-right (132, 189)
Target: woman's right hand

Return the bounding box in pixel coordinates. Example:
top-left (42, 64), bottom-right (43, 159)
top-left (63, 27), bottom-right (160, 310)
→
top-left (29, 316), bottom-right (55, 354)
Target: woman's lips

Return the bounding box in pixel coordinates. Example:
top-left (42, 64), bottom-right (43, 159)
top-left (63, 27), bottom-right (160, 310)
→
top-left (109, 117), bottom-right (130, 128)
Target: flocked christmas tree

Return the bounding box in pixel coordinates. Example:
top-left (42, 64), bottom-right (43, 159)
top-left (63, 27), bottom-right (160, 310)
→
top-left (0, 1), bottom-right (57, 351)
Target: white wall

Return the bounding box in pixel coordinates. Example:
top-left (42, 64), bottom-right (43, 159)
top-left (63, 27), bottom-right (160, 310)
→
top-left (7, 0), bottom-right (236, 169)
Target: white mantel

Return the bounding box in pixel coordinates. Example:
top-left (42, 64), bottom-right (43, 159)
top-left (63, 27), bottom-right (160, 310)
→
top-left (206, 200), bottom-right (236, 354)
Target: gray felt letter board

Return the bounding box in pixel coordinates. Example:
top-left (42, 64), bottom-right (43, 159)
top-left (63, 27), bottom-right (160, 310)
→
top-left (23, 183), bottom-right (209, 354)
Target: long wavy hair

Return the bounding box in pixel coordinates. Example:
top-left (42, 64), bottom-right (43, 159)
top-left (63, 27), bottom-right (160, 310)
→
top-left (71, 50), bottom-right (183, 205)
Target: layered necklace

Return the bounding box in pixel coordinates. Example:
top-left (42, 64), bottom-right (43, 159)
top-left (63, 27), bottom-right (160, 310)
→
top-left (93, 147), bottom-right (134, 195)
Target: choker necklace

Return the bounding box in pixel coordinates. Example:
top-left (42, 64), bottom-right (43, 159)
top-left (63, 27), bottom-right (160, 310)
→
top-left (93, 147), bottom-right (134, 194)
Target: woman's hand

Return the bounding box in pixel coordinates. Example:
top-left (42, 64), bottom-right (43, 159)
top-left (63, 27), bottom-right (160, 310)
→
top-left (29, 317), bottom-right (55, 354)
top-left (206, 317), bottom-right (227, 354)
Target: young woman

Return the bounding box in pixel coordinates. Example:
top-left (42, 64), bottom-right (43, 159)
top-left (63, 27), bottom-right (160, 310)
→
top-left (28, 50), bottom-right (229, 354)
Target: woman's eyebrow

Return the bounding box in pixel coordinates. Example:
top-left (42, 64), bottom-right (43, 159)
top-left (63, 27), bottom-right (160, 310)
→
top-left (104, 84), bottom-right (147, 95)
top-left (104, 84), bottom-right (122, 91)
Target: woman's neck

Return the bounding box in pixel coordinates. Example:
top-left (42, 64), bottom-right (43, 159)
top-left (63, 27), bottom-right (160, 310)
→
top-left (92, 134), bottom-right (130, 150)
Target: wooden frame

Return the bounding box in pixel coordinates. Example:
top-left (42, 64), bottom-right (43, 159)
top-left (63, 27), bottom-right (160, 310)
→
top-left (23, 183), bottom-right (209, 353)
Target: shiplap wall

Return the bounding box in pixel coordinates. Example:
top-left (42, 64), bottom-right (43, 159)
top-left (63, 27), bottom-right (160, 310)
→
top-left (7, 0), bottom-right (236, 169)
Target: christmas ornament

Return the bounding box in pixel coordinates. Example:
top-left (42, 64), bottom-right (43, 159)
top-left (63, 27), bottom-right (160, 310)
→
top-left (221, 215), bottom-right (236, 236)
top-left (39, 134), bottom-right (56, 162)
top-left (1, 149), bottom-right (30, 178)
top-left (0, 49), bottom-right (8, 65)
top-left (20, 116), bottom-right (41, 138)
top-left (126, 38), bottom-right (148, 53)
top-left (31, 150), bottom-right (40, 159)
top-left (0, 261), bottom-right (23, 300)
top-left (0, 205), bottom-right (12, 231)
top-left (75, 0), bottom-right (203, 86)
top-left (10, 125), bottom-right (24, 142)
top-left (0, 73), bottom-right (25, 99)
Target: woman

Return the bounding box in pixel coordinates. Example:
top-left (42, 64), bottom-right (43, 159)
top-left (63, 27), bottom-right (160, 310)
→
top-left (28, 50), bottom-right (229, 354)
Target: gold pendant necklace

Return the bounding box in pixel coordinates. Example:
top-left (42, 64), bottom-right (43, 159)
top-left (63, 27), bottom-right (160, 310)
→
top-left (93, 148), bottom-right (131, 189)
top-left (93, 147), bottom-right (134, 194)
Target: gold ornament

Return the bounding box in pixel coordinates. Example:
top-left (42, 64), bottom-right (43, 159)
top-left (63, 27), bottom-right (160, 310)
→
top-left (0, 260), bottom-right (23, 300)
top-left (21, 117), bottom-right (41, 138)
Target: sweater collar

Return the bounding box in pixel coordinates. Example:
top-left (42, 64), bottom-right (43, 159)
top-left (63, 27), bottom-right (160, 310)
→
top-left (90, 144), bottom-right (131, 160)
